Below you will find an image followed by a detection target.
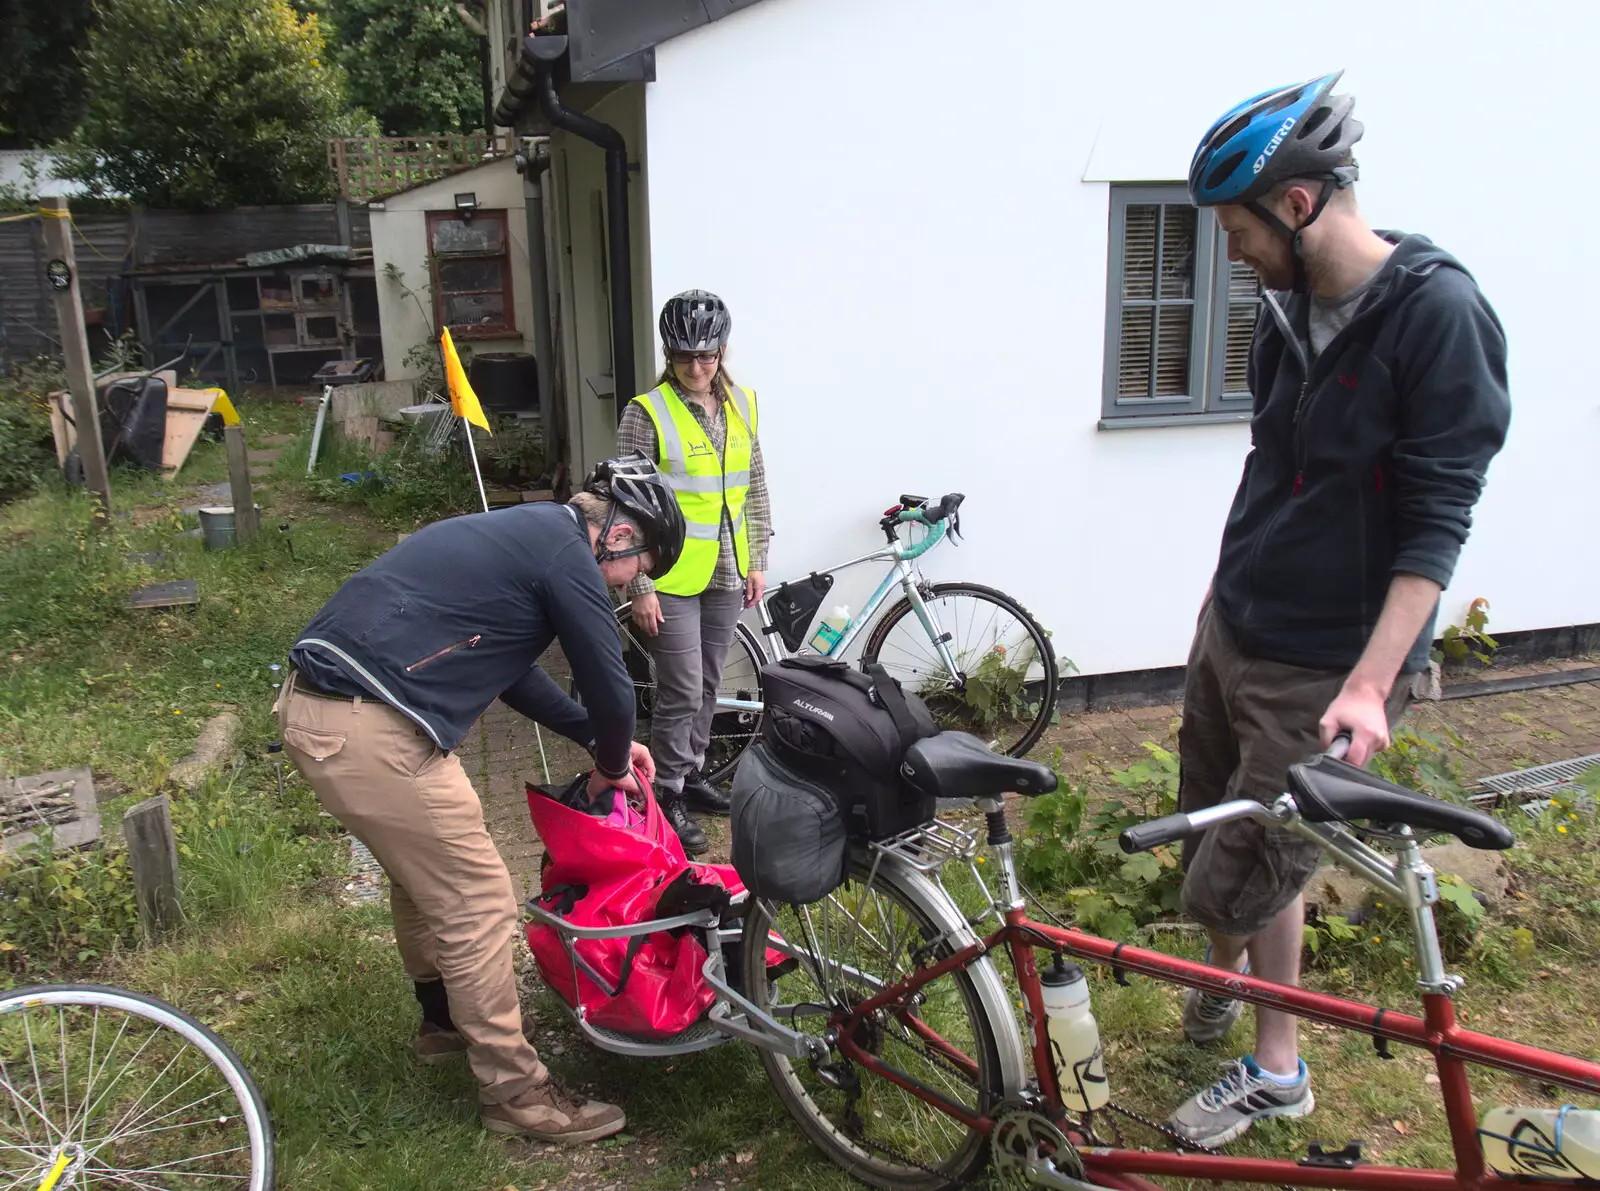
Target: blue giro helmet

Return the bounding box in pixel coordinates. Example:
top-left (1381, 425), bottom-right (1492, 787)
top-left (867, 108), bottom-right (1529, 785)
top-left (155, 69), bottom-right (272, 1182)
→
top-left (1188, 71), bottom-right (1363, 208)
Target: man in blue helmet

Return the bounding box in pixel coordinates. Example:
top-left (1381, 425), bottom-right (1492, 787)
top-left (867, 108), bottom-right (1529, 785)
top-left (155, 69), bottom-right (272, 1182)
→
top-left (1168, 71), bottom-right (1510, 1146)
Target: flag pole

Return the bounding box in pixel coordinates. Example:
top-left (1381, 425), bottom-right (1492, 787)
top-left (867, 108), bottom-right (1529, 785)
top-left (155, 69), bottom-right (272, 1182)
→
top-left (463, 420), bottom-right (490, 513)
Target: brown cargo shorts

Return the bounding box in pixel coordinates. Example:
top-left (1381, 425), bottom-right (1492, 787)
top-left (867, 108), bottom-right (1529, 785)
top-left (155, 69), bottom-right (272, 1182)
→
top-left (1178, 600), bottom-right (1412, 938)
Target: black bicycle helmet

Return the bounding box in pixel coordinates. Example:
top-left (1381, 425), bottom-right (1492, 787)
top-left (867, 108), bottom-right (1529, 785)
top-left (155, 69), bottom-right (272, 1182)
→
top-left (581, 452), bottom-right (686, 579)
top-left (658, 290), bottom-right (731, 353)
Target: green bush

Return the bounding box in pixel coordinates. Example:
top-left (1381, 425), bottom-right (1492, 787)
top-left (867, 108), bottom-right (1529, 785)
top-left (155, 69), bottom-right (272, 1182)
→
top-left (1018, 743), bottom-right (1184, 940)
top-left (300, 422), bottom-right (480, 527)
top-left (1370, 725), bottom-right (1470, 802)
top-left (0, 834), bottom-right (142, 976)
top-left (0, 360), bottom-right (62, 506)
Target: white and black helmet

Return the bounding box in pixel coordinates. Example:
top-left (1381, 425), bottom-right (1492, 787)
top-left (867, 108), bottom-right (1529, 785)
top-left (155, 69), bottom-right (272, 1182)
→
top-left (659, 290), bottom-right (731, 353)
top-left (581, 452), bottom-right (686, 578)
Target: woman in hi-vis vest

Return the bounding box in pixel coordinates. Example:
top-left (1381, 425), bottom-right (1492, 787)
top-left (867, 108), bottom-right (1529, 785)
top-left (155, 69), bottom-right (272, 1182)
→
top-left (615, 290), bottom-right (772, 856)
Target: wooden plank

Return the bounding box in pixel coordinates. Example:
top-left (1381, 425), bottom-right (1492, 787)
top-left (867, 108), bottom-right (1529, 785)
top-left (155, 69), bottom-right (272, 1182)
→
top-left (41, 196), bottom-right (111, 520)
top-left (166, 387), bottom-right (219, 413)
top-left (48, 392), bottom-right (72, 465)
top-left (161, 408), bottom-right (212, 472)
top-left (128, 580), bottom-right (198, 609)
top-left (123, 795), bottom-right (181, 942)
top-left (224, 426), bottom-right (258, 542)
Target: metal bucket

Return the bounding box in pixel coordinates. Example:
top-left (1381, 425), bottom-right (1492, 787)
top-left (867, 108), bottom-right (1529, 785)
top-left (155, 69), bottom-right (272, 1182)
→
top-left (197, 505), bottom-right (260, 551)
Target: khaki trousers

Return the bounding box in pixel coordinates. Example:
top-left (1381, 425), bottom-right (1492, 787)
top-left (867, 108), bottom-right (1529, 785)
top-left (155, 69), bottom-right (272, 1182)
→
top-left (276, 671), bottom-right (546, 1104)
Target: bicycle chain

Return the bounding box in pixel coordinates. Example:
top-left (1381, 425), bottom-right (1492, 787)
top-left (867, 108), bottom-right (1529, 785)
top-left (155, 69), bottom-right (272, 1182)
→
top-left (1103, 1100), bottom-right (1225, 1155)
top-left (830, 1002), bottom-right (989, 1182)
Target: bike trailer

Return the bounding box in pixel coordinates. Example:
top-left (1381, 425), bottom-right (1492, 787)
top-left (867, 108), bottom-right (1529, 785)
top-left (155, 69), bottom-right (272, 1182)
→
top-left (523, 773), bottom-right (776, 1047)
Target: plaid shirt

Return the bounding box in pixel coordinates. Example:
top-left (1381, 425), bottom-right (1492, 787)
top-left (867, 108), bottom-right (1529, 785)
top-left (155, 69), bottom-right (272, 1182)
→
top-left (617, 379), bottom-right (772, 597)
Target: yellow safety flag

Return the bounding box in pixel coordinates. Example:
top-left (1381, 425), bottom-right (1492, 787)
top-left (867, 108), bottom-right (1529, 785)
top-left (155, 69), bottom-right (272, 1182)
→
top-left (441, 327), bottom-right (492, 435)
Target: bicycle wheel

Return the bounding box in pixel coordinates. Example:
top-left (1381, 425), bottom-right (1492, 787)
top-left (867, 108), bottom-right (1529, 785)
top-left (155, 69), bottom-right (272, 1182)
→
top-left (742, 854), bottom-right (1004, 1190)
top-left (611, 602), bottom-right (768, 784)
top-left (862, 582), bottom-right (1058, 758)
top-left (0, 983), bottom-right (274, 1189)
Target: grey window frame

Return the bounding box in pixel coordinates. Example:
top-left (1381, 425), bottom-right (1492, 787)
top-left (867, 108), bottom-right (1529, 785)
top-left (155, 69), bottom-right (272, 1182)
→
top-left (1100, 184), bottom-right (1260, 427)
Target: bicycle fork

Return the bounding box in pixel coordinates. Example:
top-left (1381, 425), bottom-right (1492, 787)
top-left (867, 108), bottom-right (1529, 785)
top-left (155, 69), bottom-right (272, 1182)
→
top-left (894, 563), bottom-right (967, 685)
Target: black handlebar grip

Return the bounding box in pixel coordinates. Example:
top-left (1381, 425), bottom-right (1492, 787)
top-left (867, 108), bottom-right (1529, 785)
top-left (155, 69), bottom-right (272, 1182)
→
top-left (1119, 813), bottom-right (1195, 854)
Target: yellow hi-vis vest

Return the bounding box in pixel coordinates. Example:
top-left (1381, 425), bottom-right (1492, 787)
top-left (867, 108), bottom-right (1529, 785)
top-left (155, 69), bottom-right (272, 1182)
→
top-left (631, 382), bottom-right (758, 597)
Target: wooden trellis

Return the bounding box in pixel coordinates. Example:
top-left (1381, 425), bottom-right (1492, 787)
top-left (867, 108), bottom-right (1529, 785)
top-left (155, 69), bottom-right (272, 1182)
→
top-left (328, 134), bottom-right (517, 202)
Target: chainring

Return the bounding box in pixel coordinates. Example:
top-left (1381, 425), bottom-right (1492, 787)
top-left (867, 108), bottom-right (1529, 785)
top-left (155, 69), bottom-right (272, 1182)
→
top-left (991, 1110), bottom-right (1086, 1187)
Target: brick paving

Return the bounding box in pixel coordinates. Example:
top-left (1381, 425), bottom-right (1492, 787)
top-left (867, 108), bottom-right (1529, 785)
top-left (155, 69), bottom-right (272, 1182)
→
top-left (463, 652), bottom-right (1600, 899)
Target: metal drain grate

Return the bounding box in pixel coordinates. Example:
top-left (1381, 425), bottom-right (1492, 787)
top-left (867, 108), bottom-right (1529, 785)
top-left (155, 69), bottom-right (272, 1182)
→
top-left (1471, 754), bottom-right (1600, 806)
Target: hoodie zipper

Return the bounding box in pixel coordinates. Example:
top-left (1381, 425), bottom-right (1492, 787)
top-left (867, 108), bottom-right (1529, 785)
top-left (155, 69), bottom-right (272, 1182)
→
top-left (1239, 268), bottom-right (1411, 629)
top-left (406, 635), bottom-right (482, 673)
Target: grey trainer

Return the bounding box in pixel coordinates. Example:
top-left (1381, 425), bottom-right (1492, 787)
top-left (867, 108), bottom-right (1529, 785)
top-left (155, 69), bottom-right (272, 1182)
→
top-left (1167, 1056), bottom-right (1314, 1147)
top-left (1183, 948), bottom-right (1248, 1045)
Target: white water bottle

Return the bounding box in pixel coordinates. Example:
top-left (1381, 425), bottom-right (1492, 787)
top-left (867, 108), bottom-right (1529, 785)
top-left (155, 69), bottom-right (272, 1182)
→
top-left (1041, 956), bottom-right (1109, 1111)
top-left (1480, 1107), bottom-right (1600, 1180)
top-left (809, 605), bottom-right (849, 656)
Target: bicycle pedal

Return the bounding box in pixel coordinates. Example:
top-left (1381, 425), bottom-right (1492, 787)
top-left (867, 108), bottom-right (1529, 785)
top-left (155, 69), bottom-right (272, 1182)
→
top-left (1299, 1141), bottom-right (1364, 1169)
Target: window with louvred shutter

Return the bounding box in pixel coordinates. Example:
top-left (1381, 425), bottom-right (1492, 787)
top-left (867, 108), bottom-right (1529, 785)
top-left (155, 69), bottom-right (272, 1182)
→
top-left (1101, 186), bottom-right (1259, 425)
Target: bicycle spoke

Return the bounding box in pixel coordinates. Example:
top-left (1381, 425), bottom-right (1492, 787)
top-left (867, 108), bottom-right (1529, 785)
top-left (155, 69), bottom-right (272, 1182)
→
top-left (86, 1088), bottom-right (230, 1150)
top-left (0, 994), bottom-right (265, 1191)
top-left (20, 1009), bottom-right (61, 1146)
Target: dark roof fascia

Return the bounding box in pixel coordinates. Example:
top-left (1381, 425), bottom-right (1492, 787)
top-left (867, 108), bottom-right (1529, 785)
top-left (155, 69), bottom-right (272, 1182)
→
top-left (564, 0), bottom-right (770, 82)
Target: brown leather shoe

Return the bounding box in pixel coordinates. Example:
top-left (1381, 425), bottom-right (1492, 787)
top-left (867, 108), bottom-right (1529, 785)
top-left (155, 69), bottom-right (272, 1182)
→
top-left (481, 1077), bottom-right (627, 1143)
top-left (411, 1022), bottom-right (468, 1065)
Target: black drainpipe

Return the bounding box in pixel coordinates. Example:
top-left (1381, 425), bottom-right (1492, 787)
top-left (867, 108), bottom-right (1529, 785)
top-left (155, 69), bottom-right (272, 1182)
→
top-left (531, 54), bottom-right (636, 424)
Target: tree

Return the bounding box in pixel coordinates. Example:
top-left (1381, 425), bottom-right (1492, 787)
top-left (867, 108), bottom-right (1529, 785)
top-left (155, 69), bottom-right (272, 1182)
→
top-left (318, 0), bottom-right (487, 137)
top-left (63, 0), bottom-right (364, 209)
top-left (0, 2), bottom-right (98, 149)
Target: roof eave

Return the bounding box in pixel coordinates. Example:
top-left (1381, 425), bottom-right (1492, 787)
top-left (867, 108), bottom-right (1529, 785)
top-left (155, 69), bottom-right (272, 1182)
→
top-left (564, 0), bottom-right (769, 82)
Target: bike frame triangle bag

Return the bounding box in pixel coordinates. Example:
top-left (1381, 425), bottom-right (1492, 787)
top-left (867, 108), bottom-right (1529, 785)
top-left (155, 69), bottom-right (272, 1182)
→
top-left (758, 656), bottom-right (939, 840)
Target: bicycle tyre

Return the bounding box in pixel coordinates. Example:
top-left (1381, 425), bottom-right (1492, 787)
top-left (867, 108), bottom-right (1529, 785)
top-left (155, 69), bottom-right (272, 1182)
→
top-left (0, 982), bottom-right (274, 1190)
top-left (741, 855), bottom-right (1005, 1190)
top-left (861, 582), bottom-right (1059, 758)
top-left (609, 601), bottom-right (768, 785)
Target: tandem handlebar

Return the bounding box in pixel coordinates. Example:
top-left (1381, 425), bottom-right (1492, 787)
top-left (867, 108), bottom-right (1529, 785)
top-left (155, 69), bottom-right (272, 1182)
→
top-left (1117, 734), bottom-right (1352, 854)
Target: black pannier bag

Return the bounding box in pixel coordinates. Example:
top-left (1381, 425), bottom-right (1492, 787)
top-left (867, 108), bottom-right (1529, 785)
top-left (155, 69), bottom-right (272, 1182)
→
top-left (763, 572), bottom-right (835, 653)
top-left (759, 655), bottom-right (939, 841)
top-left (730, 741), bottom-right (848, 905)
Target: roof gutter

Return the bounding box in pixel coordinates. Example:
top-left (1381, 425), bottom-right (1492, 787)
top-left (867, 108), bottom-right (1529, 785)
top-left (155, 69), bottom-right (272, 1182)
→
top-left (504, 35), bottom-right (637, 423)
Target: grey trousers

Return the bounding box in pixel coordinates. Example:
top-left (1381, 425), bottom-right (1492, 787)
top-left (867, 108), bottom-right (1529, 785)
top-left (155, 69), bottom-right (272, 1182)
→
top-left (649, 587), bottom-right (746, 793)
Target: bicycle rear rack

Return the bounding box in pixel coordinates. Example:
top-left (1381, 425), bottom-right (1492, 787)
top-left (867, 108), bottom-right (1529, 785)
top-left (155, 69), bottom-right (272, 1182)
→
top-left (868, 818), bottom-right (981, 872)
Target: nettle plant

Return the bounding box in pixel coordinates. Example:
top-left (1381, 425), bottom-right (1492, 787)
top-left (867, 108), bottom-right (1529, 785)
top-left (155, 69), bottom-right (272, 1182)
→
top-left (1018, 742), bottom-right (1183, 941)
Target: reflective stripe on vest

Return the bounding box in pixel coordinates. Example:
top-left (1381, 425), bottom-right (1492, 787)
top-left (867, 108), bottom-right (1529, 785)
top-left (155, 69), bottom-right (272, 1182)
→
top-left (632, 382), bottom-right (757, 596)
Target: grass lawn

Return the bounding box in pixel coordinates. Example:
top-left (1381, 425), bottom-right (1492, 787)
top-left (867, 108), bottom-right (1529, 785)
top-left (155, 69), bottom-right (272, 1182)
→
top-left (0, 391), bottom-right (1596, 1190)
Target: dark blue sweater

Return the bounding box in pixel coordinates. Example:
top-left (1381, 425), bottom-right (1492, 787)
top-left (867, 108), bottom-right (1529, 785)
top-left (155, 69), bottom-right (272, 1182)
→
top-left (1212, 233), bottom-right (1512, 674)
top-left (289, 502), bottom-right (635, 779)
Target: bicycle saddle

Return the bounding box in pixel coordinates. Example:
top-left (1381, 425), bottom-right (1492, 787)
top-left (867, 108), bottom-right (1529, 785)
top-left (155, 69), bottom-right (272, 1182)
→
top-left (901, 731), bottom-right (1057, 801)
top-left (1286, 754), bottom-right (1513, 850)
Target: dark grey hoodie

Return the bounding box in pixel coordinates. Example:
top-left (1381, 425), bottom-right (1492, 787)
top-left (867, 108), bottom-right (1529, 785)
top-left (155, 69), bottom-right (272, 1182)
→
top-left (289, 502), bottom-right (637, 780)
top-left (1210, 233), bottom-right (1511, 674)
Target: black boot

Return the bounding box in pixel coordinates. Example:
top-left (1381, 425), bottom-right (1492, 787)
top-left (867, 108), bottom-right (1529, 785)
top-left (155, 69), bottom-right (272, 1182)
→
top-left (661, 795), bottom-right (708, 856)
top-left (682, 771), bottom-right (731, 816)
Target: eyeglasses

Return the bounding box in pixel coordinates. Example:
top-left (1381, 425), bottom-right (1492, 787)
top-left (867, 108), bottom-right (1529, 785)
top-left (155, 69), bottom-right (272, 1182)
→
top-left (669, 351), bottom-right (720, 366)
